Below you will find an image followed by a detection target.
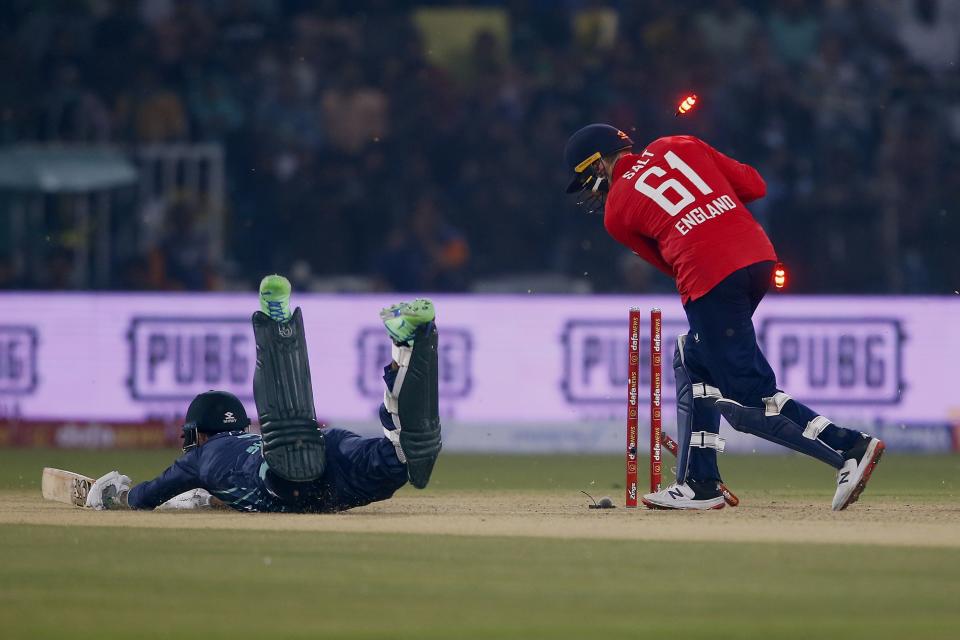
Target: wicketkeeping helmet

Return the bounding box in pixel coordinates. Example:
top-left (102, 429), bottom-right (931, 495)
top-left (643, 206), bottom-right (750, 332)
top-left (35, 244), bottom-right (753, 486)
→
top-left (564, 123), bottom-right (634, 213)
top-left (181, 390), bottom-right (251, 451)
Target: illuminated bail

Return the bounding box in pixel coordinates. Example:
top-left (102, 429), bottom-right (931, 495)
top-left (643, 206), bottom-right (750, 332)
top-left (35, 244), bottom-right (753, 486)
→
top-left (676, 94), bottom-right (698, 116)
top-left (774, 262), bottom-right (787, 289)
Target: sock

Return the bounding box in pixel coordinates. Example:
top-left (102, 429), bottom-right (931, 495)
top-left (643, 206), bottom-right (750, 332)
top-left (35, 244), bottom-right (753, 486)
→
top-left (687, 478), bottom-right (721, 497)
top-left (819, 424), bottom-right (863, 452)
top-left (687, 447), bottom-right (721, 483)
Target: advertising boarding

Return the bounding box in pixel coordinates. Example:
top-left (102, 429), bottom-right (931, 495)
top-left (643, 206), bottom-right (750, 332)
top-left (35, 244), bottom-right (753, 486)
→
top-left (0, 294), bottom-right (957, 452)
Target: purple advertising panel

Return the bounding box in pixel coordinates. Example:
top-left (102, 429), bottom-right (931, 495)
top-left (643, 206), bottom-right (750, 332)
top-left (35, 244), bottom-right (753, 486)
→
top-left (0, 293), bottom-right (957, 452)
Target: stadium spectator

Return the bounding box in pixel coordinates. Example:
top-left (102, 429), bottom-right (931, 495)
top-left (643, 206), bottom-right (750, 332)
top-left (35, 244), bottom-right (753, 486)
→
top-left (694, 0), bottom-right (760, 61)
top-left (118, 68), bottom-right (189, 142)
top-left (320, 63), bottom-right (389, 155)
top-left (767, 0), bottom-right (821, 67)
top-left (375, 193), bottom-right (470, 292)
top-left (894, 0), bottom-right (960, 74)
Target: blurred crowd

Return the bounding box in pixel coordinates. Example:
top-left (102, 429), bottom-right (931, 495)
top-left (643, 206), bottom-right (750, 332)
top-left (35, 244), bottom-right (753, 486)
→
top-left (1, 0), bottom-right (958, 294)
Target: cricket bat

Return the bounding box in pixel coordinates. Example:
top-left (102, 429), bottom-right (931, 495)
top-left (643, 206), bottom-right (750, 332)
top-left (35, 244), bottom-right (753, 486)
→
top-left (41, 467), bottom-right (95, 507)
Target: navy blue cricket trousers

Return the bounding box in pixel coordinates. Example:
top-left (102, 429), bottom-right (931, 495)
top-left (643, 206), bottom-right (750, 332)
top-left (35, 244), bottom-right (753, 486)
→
top-left (679, 261), bottom-right (860, 478)
top-left (263, 365), bottom-right (409, 512)
top-left (681, 261), bottom-right (779, 406)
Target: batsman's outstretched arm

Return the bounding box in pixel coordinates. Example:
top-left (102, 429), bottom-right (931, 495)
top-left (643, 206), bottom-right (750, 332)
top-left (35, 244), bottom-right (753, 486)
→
top-left (126, 453), bottom-right (202, 510)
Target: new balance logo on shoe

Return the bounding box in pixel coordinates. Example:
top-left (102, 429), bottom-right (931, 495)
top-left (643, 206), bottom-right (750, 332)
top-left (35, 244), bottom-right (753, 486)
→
top-left (668, 488), bottom-right (685, 499)
top-left (838, 471), bottom-right (850, 485)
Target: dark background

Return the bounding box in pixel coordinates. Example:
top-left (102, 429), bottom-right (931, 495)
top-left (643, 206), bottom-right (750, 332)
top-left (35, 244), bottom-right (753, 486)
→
top-left (1, 0), bottom-right (958, 295)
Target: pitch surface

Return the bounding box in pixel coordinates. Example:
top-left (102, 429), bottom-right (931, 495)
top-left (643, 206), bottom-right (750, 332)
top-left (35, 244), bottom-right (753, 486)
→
top-left (1, 451), bottom-right (958, 639)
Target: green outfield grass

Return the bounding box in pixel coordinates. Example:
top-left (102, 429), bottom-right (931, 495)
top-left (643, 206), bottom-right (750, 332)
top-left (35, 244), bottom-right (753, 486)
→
top-left (1, 451), bottom-right (959, 639)
top-left (1, 524), bottom-right (958, 640)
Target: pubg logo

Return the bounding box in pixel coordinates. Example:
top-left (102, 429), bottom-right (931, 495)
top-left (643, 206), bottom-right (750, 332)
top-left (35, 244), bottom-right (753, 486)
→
top-left (561, 316), bottom-right (906, 408)
top-left (758, 317), bottom-right (905, 405)
top-left (560, 318), bottom-right (685, 405)
top-left (127, 317), bottom-right (253, 401)
top-left (355, 327), bottom-right (473, 402)
top-left (0, 325), bottom-right (38, 395)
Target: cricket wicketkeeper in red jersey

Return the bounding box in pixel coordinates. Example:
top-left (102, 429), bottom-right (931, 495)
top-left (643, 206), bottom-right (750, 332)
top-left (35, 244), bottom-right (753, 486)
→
top-left (564, 124), bottom-right (885, 510)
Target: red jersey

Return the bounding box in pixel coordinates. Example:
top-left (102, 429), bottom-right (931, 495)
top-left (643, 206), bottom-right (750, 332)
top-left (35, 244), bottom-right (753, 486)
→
top-left (604, 135), bottom-right (777, 303)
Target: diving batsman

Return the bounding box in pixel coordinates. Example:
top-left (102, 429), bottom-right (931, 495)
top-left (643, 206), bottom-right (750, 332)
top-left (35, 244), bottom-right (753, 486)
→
top-left (84, 276), bottom-right (442, 513)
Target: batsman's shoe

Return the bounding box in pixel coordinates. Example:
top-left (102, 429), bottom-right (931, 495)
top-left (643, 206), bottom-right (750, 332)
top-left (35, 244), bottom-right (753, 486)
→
top-left (832, 435), bottom-right (885, 511)
top-left (259, 274), bottom-right (292, 322)
top-left (642, 480), bottom-right (725, 510)
top-left (380, 298), bottom-right (435, 345)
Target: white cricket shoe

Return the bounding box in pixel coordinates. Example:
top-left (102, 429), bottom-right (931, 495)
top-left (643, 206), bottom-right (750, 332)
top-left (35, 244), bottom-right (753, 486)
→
top-left (832, 435), bottom-right (885, 511)
top-left (642, 480), bottom-right (726, 510)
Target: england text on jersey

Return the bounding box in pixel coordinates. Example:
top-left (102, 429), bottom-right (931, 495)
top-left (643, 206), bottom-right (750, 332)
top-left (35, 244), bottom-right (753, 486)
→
top-left (674, 195), bottom-right (738, 236)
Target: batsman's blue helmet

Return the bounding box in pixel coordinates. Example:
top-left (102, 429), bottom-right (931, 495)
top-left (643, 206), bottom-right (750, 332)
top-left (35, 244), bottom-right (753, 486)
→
top-left (564, 123), bottom-right (634, 194)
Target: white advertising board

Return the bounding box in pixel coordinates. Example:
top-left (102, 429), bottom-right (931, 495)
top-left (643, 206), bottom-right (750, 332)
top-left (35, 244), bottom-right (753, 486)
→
top-left (0, 293), bottom-right (957, 452)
